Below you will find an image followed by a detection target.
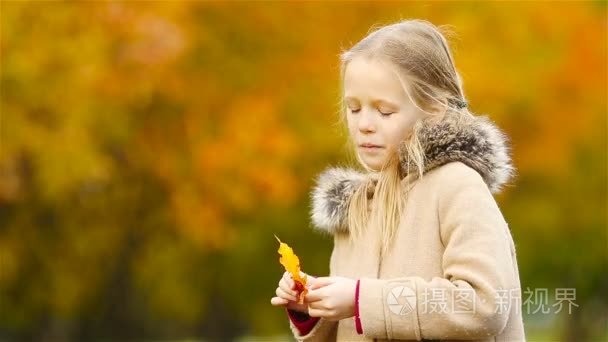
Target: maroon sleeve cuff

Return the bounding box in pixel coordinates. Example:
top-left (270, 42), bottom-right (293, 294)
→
top-left (354, 278), bottom-right (363, 334)
top-left (287, 308), bottom-right (320, 335)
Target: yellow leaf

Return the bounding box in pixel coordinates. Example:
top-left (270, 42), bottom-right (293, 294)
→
top-left (275, 235), bottom-right (308, 304)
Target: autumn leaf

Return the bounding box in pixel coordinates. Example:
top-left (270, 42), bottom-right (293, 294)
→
top-left (275, 235), bottom-right (308, 304)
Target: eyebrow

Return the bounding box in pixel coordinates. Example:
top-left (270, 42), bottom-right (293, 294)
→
top-left (344, 96), bottom-right (400, 108)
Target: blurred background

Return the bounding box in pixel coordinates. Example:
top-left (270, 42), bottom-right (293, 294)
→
top-left (0, 1), bottom-right (606, 341)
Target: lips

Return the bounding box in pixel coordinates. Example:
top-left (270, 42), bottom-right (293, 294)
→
top-left (359, 143), bottom-right (383, 148)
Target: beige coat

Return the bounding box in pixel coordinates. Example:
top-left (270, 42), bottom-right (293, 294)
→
top-left (288, 114), bottom-right (526, 341)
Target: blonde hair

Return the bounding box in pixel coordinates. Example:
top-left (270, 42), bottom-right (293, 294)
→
top-left (335, 19), bottom-right (474, 256)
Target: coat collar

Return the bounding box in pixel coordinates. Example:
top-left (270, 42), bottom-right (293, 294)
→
top-left (310, 113), bottom-right (515, 235)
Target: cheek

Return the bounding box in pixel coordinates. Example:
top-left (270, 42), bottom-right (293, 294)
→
top-left (383, 121), bottom-right (415, 153)
top-left (386, 123), bottom-right (410, 145)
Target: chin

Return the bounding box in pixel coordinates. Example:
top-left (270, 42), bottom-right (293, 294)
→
top-left (361, 159), bottom-right (385, 172)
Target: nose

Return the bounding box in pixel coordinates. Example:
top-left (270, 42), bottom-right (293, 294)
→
top-left (357, 108), bottom-right (376, 133)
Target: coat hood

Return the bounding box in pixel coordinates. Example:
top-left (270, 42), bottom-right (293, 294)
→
top-left (310, 113), bottom-right (515, 235)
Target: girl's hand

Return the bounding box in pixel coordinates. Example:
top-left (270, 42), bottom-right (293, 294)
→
top-left (270, 271), bottom-right (315, 314)
top-left (304, 276), bottom-right (357, 321)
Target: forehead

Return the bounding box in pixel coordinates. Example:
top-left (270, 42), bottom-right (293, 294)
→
top-left (343, 57), bottom-right (409, 104)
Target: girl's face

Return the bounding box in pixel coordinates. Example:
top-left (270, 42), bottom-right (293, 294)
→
top-left (344, 57), bottom-right (426, 171)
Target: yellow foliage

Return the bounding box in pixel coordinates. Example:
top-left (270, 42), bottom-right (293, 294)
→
top-left (275, 235), bottom-right (307, 304)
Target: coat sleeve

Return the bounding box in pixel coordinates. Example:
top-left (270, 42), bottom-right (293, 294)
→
top-left (357, 163), bottom-right (520, 340)
top-left (287, 316), bottom-right (338, 341)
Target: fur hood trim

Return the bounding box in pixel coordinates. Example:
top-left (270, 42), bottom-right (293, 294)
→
top-left (310, 114), bottom-right (515, 234)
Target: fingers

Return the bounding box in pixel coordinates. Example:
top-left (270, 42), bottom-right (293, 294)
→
top-left (270, 296), bottom-right (288, 306)
top-left (282, 271), bottom-right (296, 289)
top-left (303, 272), bottom-right (317, 287)
top-left (307, 307), bottom-right (322, 317)
top-left (276, 286), bottom-right (298, 302)
top-left (308, 277), bottom-right (334, 290)
top-left (304, 288), bottom-right (324, 303)
top-left (307, 298), bottom-right (330, 311)
top-left (279, 276), bottom-right (297, 297)
top-left (304, 277), bottom-right (335, 303)
top-left (285, 270), bottom-right (315, 283)
top-left (308, 307), bottom-right (333, 319)
top-left (271, 296), bottom-right (310, 316)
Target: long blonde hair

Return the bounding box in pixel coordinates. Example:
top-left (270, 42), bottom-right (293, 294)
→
top-left (336, 19), bottom-right (474, 256)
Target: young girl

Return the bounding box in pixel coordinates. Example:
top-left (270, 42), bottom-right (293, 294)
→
top-left (271, 19), bottom-right (525, 341)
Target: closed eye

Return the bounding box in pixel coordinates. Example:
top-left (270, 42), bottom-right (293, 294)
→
top-left (349, 108), bottom-right (394, 117)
